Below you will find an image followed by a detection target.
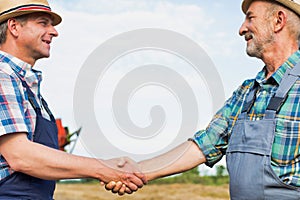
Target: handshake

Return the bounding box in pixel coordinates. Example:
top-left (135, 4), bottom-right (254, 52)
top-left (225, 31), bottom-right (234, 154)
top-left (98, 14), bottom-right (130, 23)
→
top-left (97, 141), bottom-right (205, 196)
top-left (99, 157), bottom-right (149, 196)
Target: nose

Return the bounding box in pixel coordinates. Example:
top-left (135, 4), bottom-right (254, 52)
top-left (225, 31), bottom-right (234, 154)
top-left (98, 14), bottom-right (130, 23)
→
top-left (239, 21), bottom-right (248, 36)
top-left (49, 25), bottom-right (59, 37)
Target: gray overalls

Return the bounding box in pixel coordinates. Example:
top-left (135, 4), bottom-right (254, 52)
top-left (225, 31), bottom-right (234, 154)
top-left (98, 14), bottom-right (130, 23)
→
top-left (226, 62), bottom-right (300, 199)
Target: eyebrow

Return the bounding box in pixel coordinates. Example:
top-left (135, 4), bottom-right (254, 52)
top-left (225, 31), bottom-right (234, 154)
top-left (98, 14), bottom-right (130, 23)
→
top-left (246, 11), bottom-right (254, 18)
top-left (38, 17), bottom-right (50, 21)
top-left (37, 16), bottom-right (54, 24)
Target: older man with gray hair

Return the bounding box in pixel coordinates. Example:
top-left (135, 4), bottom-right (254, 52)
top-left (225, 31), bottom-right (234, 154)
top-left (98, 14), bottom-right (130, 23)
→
top-left (106, 0), bottom-right (300, 199)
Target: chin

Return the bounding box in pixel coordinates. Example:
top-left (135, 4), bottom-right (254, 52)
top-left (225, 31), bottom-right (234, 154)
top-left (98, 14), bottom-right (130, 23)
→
top-left (41, 52), bottom-right (51, 58)
top-left (35, 54), bottom-right (50, 61)
top-left (246, 46), bottom-right (257, 57)
top-left (246, 50), bottom-right (262, 59)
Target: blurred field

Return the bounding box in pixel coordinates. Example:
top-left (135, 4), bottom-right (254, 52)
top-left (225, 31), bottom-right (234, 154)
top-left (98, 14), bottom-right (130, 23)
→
top-left (54, 183), bottom-right (230, 200)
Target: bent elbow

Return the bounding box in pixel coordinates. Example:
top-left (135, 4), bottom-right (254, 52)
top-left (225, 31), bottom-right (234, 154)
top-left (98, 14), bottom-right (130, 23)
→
top-left (7, 158), bottom-right (31, 173)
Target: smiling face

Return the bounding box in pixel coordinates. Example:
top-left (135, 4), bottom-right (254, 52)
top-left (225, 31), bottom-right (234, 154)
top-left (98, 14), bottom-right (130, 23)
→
top-left (15, 12), bottom-right (59, 64)
top-left (239, 1), bottom-right (275, 59)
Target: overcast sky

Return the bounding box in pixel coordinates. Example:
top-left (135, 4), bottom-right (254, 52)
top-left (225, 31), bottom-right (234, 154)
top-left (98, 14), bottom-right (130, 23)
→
top-left (36, 1), bottom-right (264, 168)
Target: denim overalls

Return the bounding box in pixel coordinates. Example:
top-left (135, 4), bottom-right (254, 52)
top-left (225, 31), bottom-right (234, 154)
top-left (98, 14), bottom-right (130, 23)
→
top-left (0, 79), bottom-right (58, 200)
top-left (226, 63), bottom-right (300, 199)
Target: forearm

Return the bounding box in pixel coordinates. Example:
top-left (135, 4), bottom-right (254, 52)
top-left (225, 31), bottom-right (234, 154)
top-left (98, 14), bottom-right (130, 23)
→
top-left (14, 141), bottom-right (103, 180)
top-left (1, 133), bottom-right (113, 181)
top-left (1, 132), bottom-right (146, 190)
top-left (139, 140), bottom-right (206, 181)
top-left (0, 133), bottom-right (127, 182)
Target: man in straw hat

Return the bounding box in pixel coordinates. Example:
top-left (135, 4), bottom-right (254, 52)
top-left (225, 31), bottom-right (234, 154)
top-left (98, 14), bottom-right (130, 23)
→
top-left (0, 0), bottom-right (147, 199)
top-left (105, 0), bottom-right (300, 198)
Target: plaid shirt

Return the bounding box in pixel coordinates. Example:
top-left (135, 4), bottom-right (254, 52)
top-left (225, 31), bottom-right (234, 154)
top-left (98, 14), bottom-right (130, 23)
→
top-left (0, 51), bottom-right (49, 181)
top-left (193, 50), bottom-right (300, 186)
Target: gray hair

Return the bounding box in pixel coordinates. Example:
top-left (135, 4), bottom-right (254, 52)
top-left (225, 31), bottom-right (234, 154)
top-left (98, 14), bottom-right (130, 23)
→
top-left (265, 1), bottom-right (300, 43)
top-left (0, 22), bottom-right (8, 45)
top-left (286, 10), bottom-right (300, 43)
top-left (0, 15), bottom-right (29, 45)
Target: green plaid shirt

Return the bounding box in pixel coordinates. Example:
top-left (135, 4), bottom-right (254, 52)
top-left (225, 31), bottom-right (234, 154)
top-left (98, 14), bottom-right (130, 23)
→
top-left (193, 50), bottom-right (300, 186)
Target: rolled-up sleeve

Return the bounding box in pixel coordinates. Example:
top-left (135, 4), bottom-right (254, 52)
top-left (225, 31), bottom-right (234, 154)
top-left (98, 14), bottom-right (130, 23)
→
top-left (192, 80), bottom-right (252, 167)
top-left (192, 117), bottom-right (229, 167)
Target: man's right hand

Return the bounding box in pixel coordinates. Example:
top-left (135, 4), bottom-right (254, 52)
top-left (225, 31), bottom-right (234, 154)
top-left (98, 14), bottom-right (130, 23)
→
top-left (98, 157), bottom-right (147, 194)
top-left (103, 141), bottom-right (206, 195)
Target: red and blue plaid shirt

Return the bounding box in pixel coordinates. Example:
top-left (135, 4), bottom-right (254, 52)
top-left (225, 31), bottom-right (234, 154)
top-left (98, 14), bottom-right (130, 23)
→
top-left (0, 51), bottom-right (49, 181)
top-left (193, 50), bottom-right (300, 186)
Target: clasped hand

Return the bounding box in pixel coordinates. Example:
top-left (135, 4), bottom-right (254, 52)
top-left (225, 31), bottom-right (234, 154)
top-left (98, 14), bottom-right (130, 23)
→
top-left (100, 157), bottom-right (147, 195)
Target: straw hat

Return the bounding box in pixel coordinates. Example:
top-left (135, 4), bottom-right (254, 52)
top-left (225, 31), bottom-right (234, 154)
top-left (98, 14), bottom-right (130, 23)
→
top-left (242, 0), bottom-right (300, 16)
top-left (0, 0), bottom-right (62, 26)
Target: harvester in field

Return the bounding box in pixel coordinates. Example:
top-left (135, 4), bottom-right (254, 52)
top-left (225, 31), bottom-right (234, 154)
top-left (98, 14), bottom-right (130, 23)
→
top-left (56, 118), bottom-right (81, 153)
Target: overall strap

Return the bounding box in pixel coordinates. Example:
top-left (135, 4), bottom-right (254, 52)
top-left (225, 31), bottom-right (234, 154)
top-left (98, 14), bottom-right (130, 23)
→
top-left (265, 62), bottom-right (300, 119)
top-left (41, 98), bottom-right (56, 122)
top-left (239, 81), bottom-right (260, 120)
top-left (21, 80), bottom-right (56, 122)
top-left (21, 80), bottom-right (41, 114)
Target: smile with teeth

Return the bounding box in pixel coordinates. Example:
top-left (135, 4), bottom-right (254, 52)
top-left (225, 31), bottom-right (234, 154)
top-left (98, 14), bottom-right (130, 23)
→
top-left (43, 40), bottom-right (51, 44)
top-left (245, 33), bottom-right (253, 42)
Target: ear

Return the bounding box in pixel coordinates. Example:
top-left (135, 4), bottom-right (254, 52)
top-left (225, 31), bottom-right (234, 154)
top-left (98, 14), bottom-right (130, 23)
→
top-left (274, 10), bottom-right (287, 33)
top-left (6, 18), bottom-right (22, 38)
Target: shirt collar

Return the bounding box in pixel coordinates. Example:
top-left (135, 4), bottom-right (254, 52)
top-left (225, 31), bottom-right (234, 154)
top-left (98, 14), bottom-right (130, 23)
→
top-left (255, 50), bottom-right (300, 85)
top-left (0, 51), bottom-right (42, 87)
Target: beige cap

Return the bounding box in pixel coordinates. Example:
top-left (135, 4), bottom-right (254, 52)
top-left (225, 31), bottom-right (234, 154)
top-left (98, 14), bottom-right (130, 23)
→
top-left (0, 0), bottom-right (62, 25)
top-left (242, 0), bottom-right (300, 16)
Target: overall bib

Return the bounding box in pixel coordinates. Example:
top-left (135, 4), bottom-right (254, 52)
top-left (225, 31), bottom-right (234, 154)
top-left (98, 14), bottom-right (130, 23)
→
top-left (0, 80), bottom-right (58, 200)
top-left (226, 63), bottom-right (300, 200)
